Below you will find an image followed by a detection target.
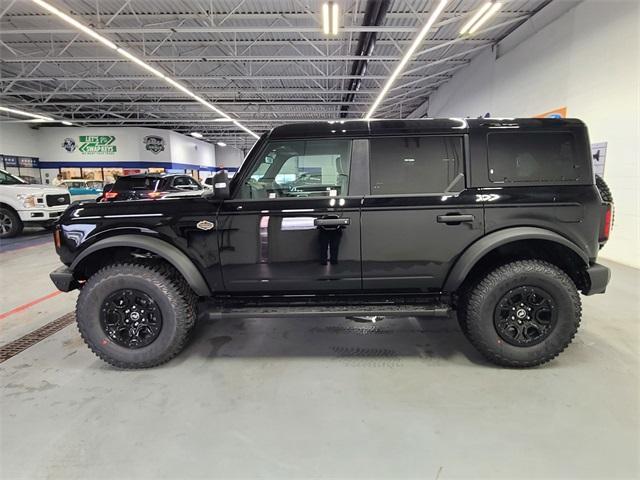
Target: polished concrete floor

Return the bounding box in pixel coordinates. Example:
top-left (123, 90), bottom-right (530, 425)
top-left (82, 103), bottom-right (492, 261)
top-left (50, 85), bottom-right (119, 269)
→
top-left (1, 229), bottom-right (638, 479)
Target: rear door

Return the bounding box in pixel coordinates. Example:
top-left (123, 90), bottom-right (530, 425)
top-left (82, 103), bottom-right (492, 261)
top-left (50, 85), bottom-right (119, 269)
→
top-left (360, 134), bottom-right (484, 292)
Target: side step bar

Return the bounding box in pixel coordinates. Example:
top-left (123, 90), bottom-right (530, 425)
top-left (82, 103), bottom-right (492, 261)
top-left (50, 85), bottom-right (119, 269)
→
top-left (201, 303), bottom-right (450, 320)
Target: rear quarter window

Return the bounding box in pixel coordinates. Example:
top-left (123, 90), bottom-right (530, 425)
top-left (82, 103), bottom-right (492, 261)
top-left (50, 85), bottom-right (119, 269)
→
top-left (487, 132), bottom-right (586, 183)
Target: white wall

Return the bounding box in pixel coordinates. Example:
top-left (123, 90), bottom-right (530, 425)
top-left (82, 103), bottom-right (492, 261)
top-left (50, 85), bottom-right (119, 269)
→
top-left (215, 144), bottom-right (244, 170)
top-left (0, 124), bottom-right (41, 157)
top-left (426, 0), bottom-right (640, 268)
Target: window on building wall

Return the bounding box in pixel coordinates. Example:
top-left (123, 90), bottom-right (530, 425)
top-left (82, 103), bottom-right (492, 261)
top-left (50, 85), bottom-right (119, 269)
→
top-left (60, 168), bottom-right (82, 180)
top-left (81, 168), bottom-right (103, 181)
top-left (103, 168), bottom-right (124, 184)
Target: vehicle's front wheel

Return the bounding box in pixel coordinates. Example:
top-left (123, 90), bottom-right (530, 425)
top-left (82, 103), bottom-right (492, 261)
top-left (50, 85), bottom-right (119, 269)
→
top-left (76, 262), bottom-right (197, 368)
top-left (0, 207), bottom-right (23, 239)
top-left (460, 260), bottom-right (581, 367)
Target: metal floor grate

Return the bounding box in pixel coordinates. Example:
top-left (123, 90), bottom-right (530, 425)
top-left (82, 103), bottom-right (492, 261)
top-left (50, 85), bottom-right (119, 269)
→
top-left (0, 312), bottom-right (75, 363)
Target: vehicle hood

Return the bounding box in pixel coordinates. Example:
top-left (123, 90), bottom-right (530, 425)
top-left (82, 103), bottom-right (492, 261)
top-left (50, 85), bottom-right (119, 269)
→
top-left (0, 183), bottom-right (69, 195)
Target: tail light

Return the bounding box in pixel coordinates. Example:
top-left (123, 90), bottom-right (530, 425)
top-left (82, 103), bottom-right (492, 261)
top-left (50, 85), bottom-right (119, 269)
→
top-left (53, 227), bottom-right (61, 249)
top-left (600, 204), bottom-right (613, 242)
top-left (103, 191), bottom-right (118, 201)
top-left (147, 191), bottom-right (163, 199)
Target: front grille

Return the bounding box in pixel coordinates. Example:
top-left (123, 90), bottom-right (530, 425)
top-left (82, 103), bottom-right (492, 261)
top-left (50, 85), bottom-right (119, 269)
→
top-left (45, 193), bottom-right (70, 207)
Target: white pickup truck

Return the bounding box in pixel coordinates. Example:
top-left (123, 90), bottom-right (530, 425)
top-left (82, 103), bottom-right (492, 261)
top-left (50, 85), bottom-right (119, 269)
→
top-left (0, 169), bottom-right (71, 238)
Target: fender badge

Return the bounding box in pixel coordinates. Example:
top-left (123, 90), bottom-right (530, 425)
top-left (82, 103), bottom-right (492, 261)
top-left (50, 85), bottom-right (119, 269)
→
top-left (196, 220), bottom-right (215, 231)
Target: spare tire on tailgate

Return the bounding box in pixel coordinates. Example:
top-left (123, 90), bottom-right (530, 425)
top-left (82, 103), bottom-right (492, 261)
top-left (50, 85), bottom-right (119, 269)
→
top-left (595, 175), bottom-right (613, 204)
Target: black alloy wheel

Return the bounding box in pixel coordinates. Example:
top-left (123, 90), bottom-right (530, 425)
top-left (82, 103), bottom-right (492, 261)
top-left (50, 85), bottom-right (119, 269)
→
top-left (100, 289), bottom-right (163, 348)
top-left (493, 286), bottom-right (557, 347)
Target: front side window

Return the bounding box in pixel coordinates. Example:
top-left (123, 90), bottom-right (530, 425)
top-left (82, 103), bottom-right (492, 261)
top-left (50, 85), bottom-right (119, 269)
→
top-left (488, 132), bottom-right (582, 183)
top-left (237, 139), bottom-right (352, 199)
top-left (369, 136), bottom-right (464, 195)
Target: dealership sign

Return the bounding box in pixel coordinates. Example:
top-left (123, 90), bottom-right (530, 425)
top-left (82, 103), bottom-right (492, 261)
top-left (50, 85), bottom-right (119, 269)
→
top-left (143, 135), bottom-right (165, 154)
top-left (78, 135), bottom-right (117, 154)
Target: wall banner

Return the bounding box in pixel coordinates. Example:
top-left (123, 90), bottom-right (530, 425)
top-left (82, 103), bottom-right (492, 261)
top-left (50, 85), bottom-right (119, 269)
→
top-left (78, 135), bottom-right (117, 154)
top-left (535, 107), bottom-right (567, 119)
top-left (591, 142), bottom-right (607, 178)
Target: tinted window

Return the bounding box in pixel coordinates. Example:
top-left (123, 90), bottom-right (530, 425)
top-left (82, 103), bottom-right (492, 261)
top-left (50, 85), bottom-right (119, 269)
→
top-left (173, 176), bottom-right (190, 186)
top-left (237, 139), bottom-right (352, 199)
top-left (113, 176), bottom-right (160, 191)
top-left (369, 136), bottom-right (463, 195)
top-left (488, 132), bottom-right (582, 183)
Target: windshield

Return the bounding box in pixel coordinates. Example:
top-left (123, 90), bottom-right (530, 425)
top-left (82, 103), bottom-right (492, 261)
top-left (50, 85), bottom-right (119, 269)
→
top-left (0, 170), bottom-right (27, 185)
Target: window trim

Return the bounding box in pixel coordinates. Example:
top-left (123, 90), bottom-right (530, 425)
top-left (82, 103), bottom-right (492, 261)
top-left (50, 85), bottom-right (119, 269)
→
top-left (365, 134), bottom-right (467, 197)
top-left (230, 137), bottom-right (358, 201)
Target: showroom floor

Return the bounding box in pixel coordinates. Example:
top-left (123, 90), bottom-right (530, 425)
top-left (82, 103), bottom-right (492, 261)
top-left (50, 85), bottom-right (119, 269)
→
top-left (1, 231), bottom-right (638, 479)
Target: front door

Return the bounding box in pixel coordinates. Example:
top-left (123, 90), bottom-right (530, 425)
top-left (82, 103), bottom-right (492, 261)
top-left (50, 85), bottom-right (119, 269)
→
top-left (360, 135), bottom-right (484, 292)
top-left (217, 137), bottom-right (362, 293)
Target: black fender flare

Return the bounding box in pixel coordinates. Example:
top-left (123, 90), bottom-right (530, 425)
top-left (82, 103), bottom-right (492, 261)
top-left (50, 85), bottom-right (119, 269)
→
top-left (443, 227), bottom-right (589, 293)
top-left (71, 234), bottom-right (211, 296)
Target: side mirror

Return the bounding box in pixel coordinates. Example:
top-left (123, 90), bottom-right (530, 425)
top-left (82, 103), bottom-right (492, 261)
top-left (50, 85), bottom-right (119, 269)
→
top-left (204, 170), bottom-right (230, 200)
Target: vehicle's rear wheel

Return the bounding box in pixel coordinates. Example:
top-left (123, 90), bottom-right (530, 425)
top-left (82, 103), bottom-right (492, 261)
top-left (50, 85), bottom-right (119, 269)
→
top-left (0, 207), bottom-right (23, 239)
top-left (460, 260), bottom-right (581, 367)
top-left (76, 262), bottom-right (197, 368)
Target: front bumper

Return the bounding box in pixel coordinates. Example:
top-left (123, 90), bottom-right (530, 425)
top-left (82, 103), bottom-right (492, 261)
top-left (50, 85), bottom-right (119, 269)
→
top-left (583, 262), bottom-right (611, 295)
top-left (18, 207), bottom-right (67, 223)
top-left (50, 266), bottom-right (79, 292)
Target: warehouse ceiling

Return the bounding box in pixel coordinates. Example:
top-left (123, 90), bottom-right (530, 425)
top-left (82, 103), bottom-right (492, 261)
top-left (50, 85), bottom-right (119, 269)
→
top-left (0, 0), bottom-right (550, 148)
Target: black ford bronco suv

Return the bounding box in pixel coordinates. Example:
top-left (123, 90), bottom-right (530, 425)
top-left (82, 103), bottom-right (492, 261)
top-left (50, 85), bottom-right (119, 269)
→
top-left (50, 118), bottom-right (613, 368)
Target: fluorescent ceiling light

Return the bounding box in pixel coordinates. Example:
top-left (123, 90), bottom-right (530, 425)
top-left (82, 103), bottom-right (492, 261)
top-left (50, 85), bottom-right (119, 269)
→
top-left (117, 48), bottom-right (166, 78)
top-left (459, 2), bottom-right (492, 35)
top-left (31, 0), bottom-right (117, 50)
top-left (365, 0), bottom-right (448, 120)
top-left (30, 0), bottom-right (258, 138)
top-left (0, 105), bottom-right (53, 121)
top-left (322, 3), bottom-right (330, 35)
top-left (216, 142), bottom-right (227, 147)
top-left (322, 2), bottom-right (339, 36)
top-left (468, 2), bottom-right (502, 34)
top-left (331, 3), bottom-right (339, 35)
top-left (0, 105), bottom-right (75, 125)
top-left (190, 132), bottom-right (204, 139)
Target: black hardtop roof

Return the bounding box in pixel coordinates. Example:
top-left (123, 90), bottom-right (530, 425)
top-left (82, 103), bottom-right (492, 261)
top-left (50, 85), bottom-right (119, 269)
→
top-left (267, 118), bottom-right (586, 139)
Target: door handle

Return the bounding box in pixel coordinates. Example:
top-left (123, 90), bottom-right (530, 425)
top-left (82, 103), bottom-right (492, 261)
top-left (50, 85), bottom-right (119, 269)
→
top-left (437, 214), bottom-right (474, 224)
top-left (314, 217), bottom-right (350, 227)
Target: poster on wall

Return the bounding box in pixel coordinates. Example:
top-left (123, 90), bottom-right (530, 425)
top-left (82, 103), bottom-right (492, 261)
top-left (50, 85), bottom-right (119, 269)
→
top-left (62, 136), bottom-right (118, 154)
top-left (535, 107), bottom-right (567, 119)
top-left (591, 142), bottom-right (607, 178)
top-left (2, 155), bottom-right (18, 167)
top-left (18, 157), bottom-right (39, 168)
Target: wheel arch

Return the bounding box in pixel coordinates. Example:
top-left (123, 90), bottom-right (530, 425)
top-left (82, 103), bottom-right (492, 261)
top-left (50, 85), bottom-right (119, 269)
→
top-left (71, 234), bottom-right (211, 297)
top-left (0, 202), bottom-right (18, 213)
top-left (444, 227), bottom-right (590, 294)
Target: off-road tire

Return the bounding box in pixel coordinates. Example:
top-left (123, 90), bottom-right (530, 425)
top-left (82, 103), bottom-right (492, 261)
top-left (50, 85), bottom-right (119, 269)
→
top-left (461, 260), bottom-right (581, 367)
top-left (0, 207), bottom-right (23, 239)
top-left (595, 174), bottom-right (613, 204)
top-left (76, 262), bottom-right (197, 368)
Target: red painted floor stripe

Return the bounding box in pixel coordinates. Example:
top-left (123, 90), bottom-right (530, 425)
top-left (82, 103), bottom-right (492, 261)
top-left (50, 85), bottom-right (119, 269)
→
top-left (0, 291), bottom-right (63, 321)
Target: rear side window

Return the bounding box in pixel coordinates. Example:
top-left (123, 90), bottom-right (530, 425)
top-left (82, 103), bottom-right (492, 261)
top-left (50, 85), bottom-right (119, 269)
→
top-left (369, 136), bottom-right (463, 195)
top-left (488, 132), bottom-right (584, 183)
